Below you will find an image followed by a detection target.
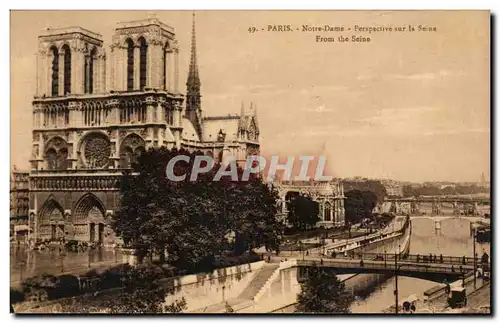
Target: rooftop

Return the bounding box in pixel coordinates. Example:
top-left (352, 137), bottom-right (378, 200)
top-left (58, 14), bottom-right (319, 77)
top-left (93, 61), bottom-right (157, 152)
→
top-left (116, 17), bottom-right (175, 34)
top-left (39, 26), bottom-right (103, 41)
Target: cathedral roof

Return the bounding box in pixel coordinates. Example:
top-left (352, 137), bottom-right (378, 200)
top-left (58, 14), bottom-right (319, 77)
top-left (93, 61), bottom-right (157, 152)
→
top-left (182, 117), bottom-right (201, 142)
top-left (202, 116), bottom-right (240, 142)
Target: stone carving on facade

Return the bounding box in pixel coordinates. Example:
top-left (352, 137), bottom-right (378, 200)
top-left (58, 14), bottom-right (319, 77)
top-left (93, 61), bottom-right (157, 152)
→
top-left (72, 41), bottom-right (88, 53)
top-left (82, 100), bottom-right (106, 111)
top-left (110, 145), bottom-right (117, 158)
top-left (32, 145), bottom-right (39, 158)
top-left (150, 37), bottom-right (164, 46)
top-left (217, 130), bottom-right (226, 142)
top-left (119, 130), bottom-right (128, 142)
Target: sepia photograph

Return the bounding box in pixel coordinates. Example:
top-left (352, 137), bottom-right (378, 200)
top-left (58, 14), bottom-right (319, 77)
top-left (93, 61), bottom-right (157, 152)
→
top-left (9, 9), bottom-right (491, 314)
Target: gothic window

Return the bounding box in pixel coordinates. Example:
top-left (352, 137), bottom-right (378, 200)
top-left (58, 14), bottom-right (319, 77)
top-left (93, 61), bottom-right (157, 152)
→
top-left (57, 148), bottom-right (68, 170)
top-left (165, 109), bottom-right (173, 125)
top-left (139, 37), bottom-right (147, 90)
top-left (83, 133), bottom-right (111, 168)
top-left (119, 134), bottom-right (145, 168)
top-left (324, 202), bottom-right (332, 222)
top-left (50, 46), bottom-right (59, 96)
top-left (162, 43), bottom-right (170, 90)
top-left (126, 39), bottom-right (134, 91)
top-left (85, 48), bottom-right (96, 94)
top-left (62, 45), bottom-right (71, 95)
top-left (46, 148), bottom-right (57, 170)
top-left (162, 50), bottom-right (167, 89)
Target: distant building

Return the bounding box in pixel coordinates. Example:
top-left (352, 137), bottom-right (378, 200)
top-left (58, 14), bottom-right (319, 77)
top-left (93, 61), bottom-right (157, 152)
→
top-left (381, 180), bottom-right (403, 197)
top-left (479, 172), bottom-right (490, 190)
top-left (276, 180), bottom-right (345, 228)
top-left (10, 168), bottom-right (30, 241)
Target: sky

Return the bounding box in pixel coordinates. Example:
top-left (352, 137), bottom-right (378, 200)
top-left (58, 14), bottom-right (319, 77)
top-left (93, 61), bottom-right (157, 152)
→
top-left (10, 10), bottom-right (490, 182)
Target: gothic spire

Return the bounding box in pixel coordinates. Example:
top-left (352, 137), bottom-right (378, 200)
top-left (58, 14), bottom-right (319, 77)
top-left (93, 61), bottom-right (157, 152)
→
top-left (187, 11), bottom-right (200, 97)
top-left (185, 11), bottom-right (203, 138)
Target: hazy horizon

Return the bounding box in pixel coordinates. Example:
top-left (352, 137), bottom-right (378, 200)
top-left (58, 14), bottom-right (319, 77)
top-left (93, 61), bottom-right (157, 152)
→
top-left (10, 10), bottom-right (490, 182)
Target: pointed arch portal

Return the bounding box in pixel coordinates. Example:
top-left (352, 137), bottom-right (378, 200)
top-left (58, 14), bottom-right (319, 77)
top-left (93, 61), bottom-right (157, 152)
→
top-left (38, 198), bottom-right (65, 241)
top-left (73, 194), bottom-right (106, 242)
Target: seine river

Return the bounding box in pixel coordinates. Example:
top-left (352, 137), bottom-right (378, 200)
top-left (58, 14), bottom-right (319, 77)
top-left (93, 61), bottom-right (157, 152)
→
top-left (350, 217), bottom-right (490, 313)
top-left (10, 217), bottom-right (490, 314)
top-left (10, 246), bottom-right (119, 285)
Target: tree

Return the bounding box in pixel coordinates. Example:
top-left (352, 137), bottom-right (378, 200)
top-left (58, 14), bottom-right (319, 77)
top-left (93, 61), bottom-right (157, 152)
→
top-left (344, 190), bottom-right (364, 224)
top-left (286, 194), bottom-right (320, 230)
top-left (361, 190), bottom-right (378, 219)
top-left (345, 189), bottom-right (379, 224)
top-left (112, 147), bottom-right (283, 270)
top-left (164, 298), bottom-right (188, 313)
top-left (343, 180), bottom-right (387, 203)
top-left (217, 167), bottom-right (284, 255)
top-left (296, 264), bottom-right (354, 313)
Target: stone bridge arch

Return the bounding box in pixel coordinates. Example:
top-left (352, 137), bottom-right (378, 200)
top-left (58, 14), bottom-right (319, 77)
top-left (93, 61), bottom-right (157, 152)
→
top-left (440, 217), bottom-right (472, 238)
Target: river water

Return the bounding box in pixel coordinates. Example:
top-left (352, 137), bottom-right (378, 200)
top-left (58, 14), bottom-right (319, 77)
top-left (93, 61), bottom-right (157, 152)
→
top-left (10, 245), bottom-right (119, 285)
top-left (350, 218), bottom-right (490, 313)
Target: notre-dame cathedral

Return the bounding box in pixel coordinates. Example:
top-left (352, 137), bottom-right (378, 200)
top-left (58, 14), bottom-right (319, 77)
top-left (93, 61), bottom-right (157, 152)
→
top-left (28, 15), bottom-right (260, 244)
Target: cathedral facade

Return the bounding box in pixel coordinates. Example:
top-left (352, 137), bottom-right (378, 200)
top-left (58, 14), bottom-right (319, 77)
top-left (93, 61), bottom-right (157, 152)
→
top-left (28, 15), bottom-right (260, 244)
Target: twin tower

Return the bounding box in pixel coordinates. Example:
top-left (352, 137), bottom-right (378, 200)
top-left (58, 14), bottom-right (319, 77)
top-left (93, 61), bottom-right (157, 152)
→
top-left (35, 17), bottom-right (180, 97)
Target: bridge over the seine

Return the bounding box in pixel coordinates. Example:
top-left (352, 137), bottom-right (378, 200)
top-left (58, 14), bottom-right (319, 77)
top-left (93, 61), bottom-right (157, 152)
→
top-left (379, 195), bottom-right (490, 216)
top-left (296, 253), bottom-right (489, 283)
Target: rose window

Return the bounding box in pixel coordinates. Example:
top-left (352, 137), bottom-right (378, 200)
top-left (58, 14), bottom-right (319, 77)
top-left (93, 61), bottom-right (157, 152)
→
top-left (84, 134), bottom-right (111, 168)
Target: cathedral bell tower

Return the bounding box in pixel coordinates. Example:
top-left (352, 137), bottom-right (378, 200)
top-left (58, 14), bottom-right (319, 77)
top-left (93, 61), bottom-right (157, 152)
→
top-left (35, 27), bottom-right (106, 98)
top-left (109, 17), bottom-right (180, 93)
top-left (109, 17), bottom-right (184, 148)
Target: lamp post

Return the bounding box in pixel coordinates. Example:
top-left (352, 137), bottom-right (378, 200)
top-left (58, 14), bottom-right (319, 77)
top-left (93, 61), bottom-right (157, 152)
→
top-left (395, 248), bottom-right (398, 314)
top-left (473, 228), bottom-right (477, 289)
top-left (394, 244), bottom-right (401, 314)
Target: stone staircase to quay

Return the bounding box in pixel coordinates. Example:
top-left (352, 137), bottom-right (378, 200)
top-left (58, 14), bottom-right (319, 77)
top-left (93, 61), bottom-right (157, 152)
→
top-left (190, 263), bottom-right (281, 313)
top-left (238, 263), bottom-right (280, 301)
